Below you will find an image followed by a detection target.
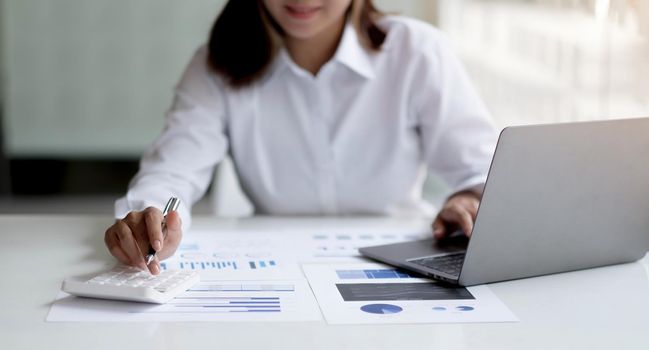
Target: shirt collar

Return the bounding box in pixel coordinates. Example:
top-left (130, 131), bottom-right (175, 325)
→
top-left (332, 23), bottom-right (375, 79)
top-left (272, 23), bottom-right (376, 80)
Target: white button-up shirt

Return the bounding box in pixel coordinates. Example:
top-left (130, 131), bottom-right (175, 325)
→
top-left (115, 16), bottom-right (498, 229)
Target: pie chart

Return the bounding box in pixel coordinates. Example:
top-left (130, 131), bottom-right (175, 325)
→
top-left (360, 303), bottom-right (403, 314)
top-left (456, 306), bottom-right (474, 311)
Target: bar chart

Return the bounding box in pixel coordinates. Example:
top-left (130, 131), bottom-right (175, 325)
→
top-left (335, 269), bottom-right (416, 279)
top-left (163, 284), bottom-right (296, 313)
top-left (160, 260), bottom-right (278, 271)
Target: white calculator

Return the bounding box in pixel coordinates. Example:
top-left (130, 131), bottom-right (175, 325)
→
top-left (62, 265), bottom-right (200, 304)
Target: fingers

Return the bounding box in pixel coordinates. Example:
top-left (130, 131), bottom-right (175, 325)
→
top-left (114, 220), bottom-right (148, 270)
top-left (166, 210), bottom-right (182, 234)
top-left (105, 229), bottom-right (131, 265)
top-left (432, 217), bottom-right (446, 239)
top-left (437, 205), bottom-right (473, 236)
top-left (147, 256), bottom-right (161, 275)
top-left (104, 208), bottom-right (183, 274)
top-left (156, 211), bottom-right (183, 261)
top-left (456, 209), bottom-right (474, 237)
top-left (432, 195), bottom-right (481, 239)
top-left (143, 207), bottom-right (164, 252)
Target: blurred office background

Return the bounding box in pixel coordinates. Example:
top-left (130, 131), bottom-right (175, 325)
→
top-left (1, 0), bottom-right (648, 214)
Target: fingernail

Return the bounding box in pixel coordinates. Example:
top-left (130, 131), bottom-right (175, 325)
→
top-left (150, 263), bottom-right (160, 275)
top-left (153, 239), bottom-right (162, 251)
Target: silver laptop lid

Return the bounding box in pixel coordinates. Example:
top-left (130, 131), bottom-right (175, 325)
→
top-left (459, 118), bottom-right (649, 285)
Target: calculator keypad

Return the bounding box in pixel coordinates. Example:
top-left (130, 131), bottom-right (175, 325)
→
top-left (86, 266), bottom-right (196, 293)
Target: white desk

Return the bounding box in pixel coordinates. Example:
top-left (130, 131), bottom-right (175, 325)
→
top-left (1, 214), bottom-right (648, 350)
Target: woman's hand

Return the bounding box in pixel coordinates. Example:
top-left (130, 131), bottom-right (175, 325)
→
top-left (104, 207), bottom-right (182, 275)
top-left (432, 191), bottom-right (481, 239)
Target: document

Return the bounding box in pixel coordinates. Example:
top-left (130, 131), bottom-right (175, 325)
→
top-left (47, 279), bottom-right (321, 322)
top-left (302, 263), bottom-right (518, 324)
top-left (159, 230), bottom-right (305, 280)
top-left (294, 228), bottom-right (429, 260)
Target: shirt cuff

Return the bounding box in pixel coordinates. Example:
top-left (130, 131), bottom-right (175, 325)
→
top-left (448, 174), bottom-right (488, 199)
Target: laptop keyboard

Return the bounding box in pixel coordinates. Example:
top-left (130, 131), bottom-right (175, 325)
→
top-left (409, 253), bottom-right (466, 277)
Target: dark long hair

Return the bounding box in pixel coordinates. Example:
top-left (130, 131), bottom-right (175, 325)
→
top-left (207, 0), bottom-right (386, 87)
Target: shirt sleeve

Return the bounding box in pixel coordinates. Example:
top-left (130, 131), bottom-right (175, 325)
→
top-left (114, 46), bottom-right (229, 230)
top-left (413, 30), bottom-right (499, 194)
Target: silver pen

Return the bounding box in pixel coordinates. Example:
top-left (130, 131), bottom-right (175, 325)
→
top-left (145, 197), bottom-right (180, 265)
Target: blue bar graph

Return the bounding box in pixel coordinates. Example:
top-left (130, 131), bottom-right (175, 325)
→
top-left (173, 297), bottom-right (282, 312)
top-left (169, 284), bottom-right (295, 313)
top-left (336, 269), bottom-right (416, 279)
top-left (160, 259), bottom-right (278, 271)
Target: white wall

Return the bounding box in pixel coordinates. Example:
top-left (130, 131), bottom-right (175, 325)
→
top-left (2, 0), bottom-right (226, 157)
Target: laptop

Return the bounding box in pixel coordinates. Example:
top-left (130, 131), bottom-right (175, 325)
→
top-left (360, 118), bottom-right (649, 286)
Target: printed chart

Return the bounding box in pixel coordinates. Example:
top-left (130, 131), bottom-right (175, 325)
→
top-left (159, 231), bottom-right (303, 280)
top-left (303, 263), bottom-right (518, 324)
top-left (46, 279), bottom-right (321, 322)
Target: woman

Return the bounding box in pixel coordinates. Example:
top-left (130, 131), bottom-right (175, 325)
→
top-left (104, 0), bottom-right (498, 275)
